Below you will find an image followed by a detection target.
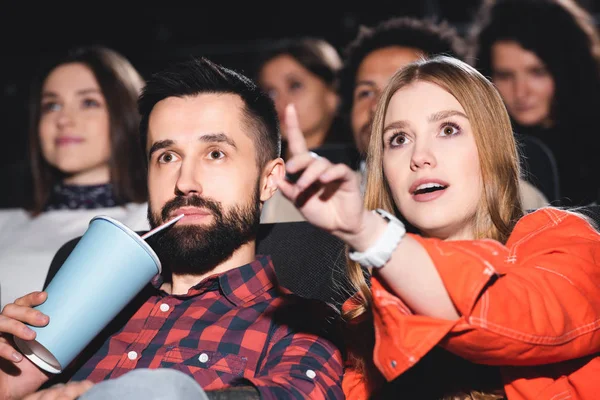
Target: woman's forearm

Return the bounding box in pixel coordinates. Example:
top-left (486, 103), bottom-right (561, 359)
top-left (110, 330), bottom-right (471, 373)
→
top-left (344, 211), bottom-right (459, 320)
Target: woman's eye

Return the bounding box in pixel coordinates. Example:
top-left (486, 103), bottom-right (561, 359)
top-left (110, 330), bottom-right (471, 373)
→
top-left (41, 102), bottom-right (60, 113)
top-left (389, 133), bottom-right (408, 147)
top-left (531, 67), bottom-right (549, 77)
top-left (440, 124), bottom-right (460, 136)
top-left (289, 81), bottom-right (303, 91)
top-left (82, 98), bottom-right (101, 108)
top-left (158, 153), bottom-right (179, 163)
top-left (209, 150), bottom-right (225, 160)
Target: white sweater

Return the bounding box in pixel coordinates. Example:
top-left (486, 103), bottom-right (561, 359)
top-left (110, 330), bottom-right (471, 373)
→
top-left (0, 203), bottom-right (150, 308)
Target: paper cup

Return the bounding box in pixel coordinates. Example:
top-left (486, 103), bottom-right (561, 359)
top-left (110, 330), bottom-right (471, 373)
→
top-left (14, 215), bottom-right (160, 373)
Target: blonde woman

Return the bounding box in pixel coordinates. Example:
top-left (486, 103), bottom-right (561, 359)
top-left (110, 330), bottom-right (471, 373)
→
top-left (276, 56), bottom-right (600, 399)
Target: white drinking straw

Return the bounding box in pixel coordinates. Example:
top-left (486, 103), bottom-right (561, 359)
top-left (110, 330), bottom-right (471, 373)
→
top-left (141, 214), bottom-right (185, 240)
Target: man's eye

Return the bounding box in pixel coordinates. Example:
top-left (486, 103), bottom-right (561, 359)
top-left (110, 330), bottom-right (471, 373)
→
top-left (158, 153), bottom-right (179, 163)
top-left (493, 71), bottom-right (512, 81)
top-left (355, 89), bottom-right (374, 100)
top-left (209, 150), bottom-right (225, 160)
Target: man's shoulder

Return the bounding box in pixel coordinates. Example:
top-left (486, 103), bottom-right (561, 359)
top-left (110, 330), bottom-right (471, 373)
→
top-left (276, 293), bottom-right (340, 315)
top-left (268, 294), bottom-right (343, 341)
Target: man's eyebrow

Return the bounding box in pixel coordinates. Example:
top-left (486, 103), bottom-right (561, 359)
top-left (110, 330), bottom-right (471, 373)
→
top-left (427, 110), bottom-right (469, 122)
top-left (147, 133), bottom-right (237, 160)
top-left (355, 80), bottom-right (376, 87)
top-left (198, 133), bottom-right (237, 148)
top-left (148, 139), bottom-right (175, 159)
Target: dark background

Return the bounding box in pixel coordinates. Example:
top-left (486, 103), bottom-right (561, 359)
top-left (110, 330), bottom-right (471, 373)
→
top-left (1, 0), bottom-right (598, 169)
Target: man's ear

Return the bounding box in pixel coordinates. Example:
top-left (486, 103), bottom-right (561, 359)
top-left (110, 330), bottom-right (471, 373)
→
top-left (260, 158), bottom-right (285, 202)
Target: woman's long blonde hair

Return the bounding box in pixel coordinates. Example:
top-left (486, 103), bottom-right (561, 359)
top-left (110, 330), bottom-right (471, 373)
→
top-left (345, 55), bottom-right (523, 320)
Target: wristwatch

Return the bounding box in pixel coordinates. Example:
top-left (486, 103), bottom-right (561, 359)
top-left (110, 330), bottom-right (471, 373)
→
top-left (348, 209), bottom-right (406, 268)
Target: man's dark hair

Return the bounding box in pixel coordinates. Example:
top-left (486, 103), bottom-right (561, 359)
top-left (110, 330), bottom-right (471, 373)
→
top-left (338, 16), bottom-right (467, 115)
top-left (139, 57), bottom-right (281, 168)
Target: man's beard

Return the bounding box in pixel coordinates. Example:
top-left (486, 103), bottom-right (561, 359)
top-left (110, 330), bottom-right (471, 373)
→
top-left (147, 185), bottom-right (261, 277)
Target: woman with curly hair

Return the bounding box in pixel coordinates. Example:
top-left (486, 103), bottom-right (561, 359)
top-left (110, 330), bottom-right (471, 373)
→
top-left (469, 0), bottom-right (600, 206)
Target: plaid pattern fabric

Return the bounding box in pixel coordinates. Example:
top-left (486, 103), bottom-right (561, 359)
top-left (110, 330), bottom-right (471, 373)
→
top-left (71, 256), bottom-right (344, 399)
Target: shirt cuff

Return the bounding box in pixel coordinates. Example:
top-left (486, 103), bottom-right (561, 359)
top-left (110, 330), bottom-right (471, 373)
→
top-left (371, 277), bottom-right (458, 380)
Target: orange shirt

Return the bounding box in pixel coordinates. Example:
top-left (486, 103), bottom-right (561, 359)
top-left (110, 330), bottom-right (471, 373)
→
top-left (344, 208), bottom-right (600, 399)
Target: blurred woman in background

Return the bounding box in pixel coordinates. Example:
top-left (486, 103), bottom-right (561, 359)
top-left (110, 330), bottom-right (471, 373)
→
top-left (0, 46), bottom-right (149, 307)
top-left (256, 37), bottom-right (356, 223)
top-left (255, 37), bottom-right (349, 159)
top-left (470, 0), bottom-right (600, 206)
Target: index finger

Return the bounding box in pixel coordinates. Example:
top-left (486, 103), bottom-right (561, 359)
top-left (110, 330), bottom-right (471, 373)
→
top-left (285, 104), bottom-right (309, 156)
top-left (13, 291), bottom-right (47, 308)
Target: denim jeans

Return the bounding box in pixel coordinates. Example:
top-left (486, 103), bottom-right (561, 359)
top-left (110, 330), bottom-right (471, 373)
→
top-left (78, 368), bottom-right (209, 400)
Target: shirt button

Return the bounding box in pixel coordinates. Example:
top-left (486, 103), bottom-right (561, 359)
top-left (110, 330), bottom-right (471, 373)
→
top-left (306, 369), bottom-right (316, 379)
top-left (127, 351), bottom-right (138, 360)
top-left (390, 360), bottom-right (397, 368)
top-left (159, 303), bottom-right (170, 312)
top-left (198, 353), bottom-right (209, 363)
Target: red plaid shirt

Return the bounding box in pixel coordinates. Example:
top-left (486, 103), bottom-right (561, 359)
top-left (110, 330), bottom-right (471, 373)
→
top-left (71, 256), bottom-right (344, 399)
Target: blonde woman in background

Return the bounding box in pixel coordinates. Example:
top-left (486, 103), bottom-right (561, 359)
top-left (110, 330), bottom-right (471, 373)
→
top-left (256, 37), bottom-right (357, 223)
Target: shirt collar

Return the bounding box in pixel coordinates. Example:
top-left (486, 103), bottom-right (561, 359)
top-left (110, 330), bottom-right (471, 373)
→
top-left (218, 255), bottom-right (277, 306)
top-left (152, 255), bottom-right (278, 306)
